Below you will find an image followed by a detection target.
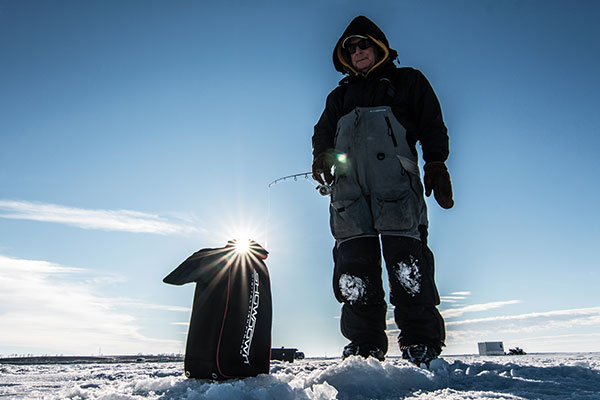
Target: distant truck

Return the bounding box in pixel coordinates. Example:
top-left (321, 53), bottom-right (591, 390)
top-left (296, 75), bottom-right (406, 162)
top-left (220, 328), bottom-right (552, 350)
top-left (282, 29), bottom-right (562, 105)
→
top-left (271, 347), bottom-right (304, 363)
top-left (478, 342), bottom-right (505, 356)
top-left (507, 347), bottom-right (526, 355)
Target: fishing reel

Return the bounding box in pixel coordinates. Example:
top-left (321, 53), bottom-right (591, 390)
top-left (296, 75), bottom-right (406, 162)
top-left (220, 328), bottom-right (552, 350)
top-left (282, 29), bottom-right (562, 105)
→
top-left (316, 184), bottom-right (333, 196)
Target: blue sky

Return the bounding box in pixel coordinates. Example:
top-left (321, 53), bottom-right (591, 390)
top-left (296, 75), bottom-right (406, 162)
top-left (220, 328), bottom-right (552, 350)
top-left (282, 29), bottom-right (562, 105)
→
top-left (1, 0), bottom-right (599, 357)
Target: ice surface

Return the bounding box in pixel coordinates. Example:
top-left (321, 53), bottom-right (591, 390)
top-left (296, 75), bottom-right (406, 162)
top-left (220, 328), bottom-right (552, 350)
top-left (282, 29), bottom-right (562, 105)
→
top-left (1, 353), bottom-right (599, 399)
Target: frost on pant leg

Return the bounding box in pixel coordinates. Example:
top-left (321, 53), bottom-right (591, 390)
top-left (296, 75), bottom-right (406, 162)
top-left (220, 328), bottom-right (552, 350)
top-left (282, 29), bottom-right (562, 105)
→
top-left (333, 237), bottom-right (388, 352)
top-left (381, 235), bottom-right (445, 350)
top-left (332, 237), bottom-right (384, 305)
top-left (381, 235), bottom-right (440, 306)
top-left (392, 254), bottom-right (422, 297)
top-left (338, 273), bottom-right (367, 304)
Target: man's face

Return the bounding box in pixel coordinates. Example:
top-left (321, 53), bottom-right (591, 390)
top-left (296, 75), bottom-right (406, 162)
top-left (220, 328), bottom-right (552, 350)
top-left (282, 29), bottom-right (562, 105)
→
top-left (348, 38), bottom-right (376, 73)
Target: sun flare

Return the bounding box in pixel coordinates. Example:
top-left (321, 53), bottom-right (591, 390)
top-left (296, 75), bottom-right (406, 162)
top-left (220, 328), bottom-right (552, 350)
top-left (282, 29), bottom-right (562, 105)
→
top-left (234, 238), bottom-right (251, 254)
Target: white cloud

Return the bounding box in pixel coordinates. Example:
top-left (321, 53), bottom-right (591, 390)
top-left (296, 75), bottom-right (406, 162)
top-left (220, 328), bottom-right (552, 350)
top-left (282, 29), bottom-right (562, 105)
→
top-left (443, 306), bottom-right (600, 354)
top-left (0, 255), bottom-right (186, 355)
top-left (441, 296), bottom-right (467, 303)
top-left (383, 290), bottom-right (600, 354)
top-left (442, 300), bottom-right (521, 318)
top-left (120, 302), bottom-right (191, 313)
top-left (0, 199), bottom-right (200, 235)
top-left (385, 296), bottom-right (520, 327)
top-left (446, 306), bottom-right (600, 327)
top-left (440, 291), bottom-right (471, 304)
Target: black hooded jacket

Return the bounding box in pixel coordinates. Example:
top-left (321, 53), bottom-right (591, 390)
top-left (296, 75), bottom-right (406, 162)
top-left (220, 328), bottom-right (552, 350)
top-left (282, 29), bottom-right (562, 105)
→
top-left (313, 16), bottom-right (449, 163)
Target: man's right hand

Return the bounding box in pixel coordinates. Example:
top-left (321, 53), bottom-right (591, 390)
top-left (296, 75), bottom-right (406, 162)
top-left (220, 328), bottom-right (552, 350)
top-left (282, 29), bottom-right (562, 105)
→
top-left (312, 152), bottom-right (334, 185)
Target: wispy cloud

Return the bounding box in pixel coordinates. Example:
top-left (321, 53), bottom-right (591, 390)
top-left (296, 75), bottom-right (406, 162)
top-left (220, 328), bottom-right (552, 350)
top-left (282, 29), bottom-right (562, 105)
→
top-left (120, 302), bottom-right (191, 313)
top-left (444, 306), bottom-right (600, 353)
top-left (442, 300), bottom-right (522, 318)
top-left (446, 306), bottom-right (600, 327)
top-left (383, 288), bottom-right (600, 354)
top-left (387, 296), bottom-right (520, 336)
top-left (385, 305), bottom-right (600, 354)
top-left (0, 255), bottom-right (186, 355)
top-left (441, 291), bottom-right (472, 304)
top-left (441, 296), bottom-right (467, 303)
top-left (0, 199), bottom-right (200, 235)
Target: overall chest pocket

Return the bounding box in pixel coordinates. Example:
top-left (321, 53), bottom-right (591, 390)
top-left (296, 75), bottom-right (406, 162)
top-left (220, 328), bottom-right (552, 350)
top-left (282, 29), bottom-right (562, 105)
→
top-left (370, 156), bottom-right (424, 236)
top-left (329, 196), bottom-right (374, 240)
top-left (371, 192), bottom-right (419, 233)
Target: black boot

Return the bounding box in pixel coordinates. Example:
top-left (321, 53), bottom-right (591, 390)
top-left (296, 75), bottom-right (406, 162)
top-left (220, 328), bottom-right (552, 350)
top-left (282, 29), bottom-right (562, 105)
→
top-left (400, 344), bottom-right (440, 368)
top-left (342, 342), bottom-right (385, 361)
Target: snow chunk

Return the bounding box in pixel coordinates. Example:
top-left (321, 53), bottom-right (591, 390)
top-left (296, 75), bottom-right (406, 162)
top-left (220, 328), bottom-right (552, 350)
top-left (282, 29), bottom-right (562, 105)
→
top-left (298, 356), bottom-right (441, 399)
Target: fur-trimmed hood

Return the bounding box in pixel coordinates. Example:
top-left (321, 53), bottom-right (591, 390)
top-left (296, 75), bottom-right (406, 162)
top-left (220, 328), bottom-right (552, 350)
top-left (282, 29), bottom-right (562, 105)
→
top-left (333, 16), bottom-right (398, 76)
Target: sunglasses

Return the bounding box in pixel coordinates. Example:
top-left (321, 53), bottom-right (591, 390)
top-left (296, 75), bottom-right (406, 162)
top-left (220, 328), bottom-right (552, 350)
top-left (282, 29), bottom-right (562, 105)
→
top-left (346, 39), bottom-right (373, 54)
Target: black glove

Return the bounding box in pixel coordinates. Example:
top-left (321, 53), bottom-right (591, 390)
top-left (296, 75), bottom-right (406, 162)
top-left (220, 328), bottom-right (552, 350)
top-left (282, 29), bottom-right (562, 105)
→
top-left (424, 161), bottom-right (454, 209)
top-left (312, 152), bottom-right (335, 185)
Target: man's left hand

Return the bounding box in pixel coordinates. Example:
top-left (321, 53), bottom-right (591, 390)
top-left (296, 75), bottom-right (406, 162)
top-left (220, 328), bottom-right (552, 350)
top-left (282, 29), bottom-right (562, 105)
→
top-left (424, 162), bottom-right (454, 209)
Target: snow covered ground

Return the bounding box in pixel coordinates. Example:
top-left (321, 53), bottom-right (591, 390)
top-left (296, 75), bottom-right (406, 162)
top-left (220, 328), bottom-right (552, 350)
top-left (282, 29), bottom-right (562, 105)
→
top-left (1, 353), bottom-right (599, 399)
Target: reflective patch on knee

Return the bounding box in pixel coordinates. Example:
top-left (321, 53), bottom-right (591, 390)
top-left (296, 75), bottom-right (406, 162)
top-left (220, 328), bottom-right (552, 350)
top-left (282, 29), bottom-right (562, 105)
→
top-left (339, 274), bottom-right (366, 304)
top-left (393, 256), bottom-right (421, 296)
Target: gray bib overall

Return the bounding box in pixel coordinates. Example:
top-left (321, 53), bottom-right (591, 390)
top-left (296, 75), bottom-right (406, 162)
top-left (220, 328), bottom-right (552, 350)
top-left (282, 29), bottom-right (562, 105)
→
top-left (330, 106), bottom-right (428, 242)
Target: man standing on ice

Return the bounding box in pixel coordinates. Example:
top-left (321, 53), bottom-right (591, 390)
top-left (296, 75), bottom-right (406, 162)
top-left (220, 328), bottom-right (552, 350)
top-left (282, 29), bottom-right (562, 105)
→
top-left (312, 15), bottom-right (453, 366)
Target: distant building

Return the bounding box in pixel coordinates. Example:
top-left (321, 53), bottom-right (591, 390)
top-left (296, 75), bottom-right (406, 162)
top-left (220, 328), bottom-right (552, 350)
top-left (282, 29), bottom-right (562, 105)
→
top-left (478, 342), bottom-right (505, 356)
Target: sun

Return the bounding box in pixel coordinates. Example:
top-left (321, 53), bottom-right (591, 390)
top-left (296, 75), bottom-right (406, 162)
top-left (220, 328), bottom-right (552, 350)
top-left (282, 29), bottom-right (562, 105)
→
top-left (217, 212), bottom-right (265, 255)
top-left (233, 238), bottom-right (252, 254)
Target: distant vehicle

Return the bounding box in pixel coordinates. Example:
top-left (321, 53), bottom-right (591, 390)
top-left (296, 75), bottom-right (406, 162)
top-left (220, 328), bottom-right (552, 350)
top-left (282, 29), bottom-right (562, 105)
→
top-left (294, 351), bottom-right (305, 360)
top-left (271, 347), bottom-right (300, 363)
top-left (507, 347), bottom-right (526, 355)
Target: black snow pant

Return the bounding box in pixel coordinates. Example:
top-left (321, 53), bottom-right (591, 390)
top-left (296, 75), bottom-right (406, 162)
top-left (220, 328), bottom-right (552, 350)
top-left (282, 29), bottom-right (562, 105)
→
top-left (333, 234), bottom-right (445, 355)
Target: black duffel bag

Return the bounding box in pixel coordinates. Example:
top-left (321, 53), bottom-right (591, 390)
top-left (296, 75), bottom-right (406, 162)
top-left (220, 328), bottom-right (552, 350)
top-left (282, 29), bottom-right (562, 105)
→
top-left (163, 239), bottom-right (272, 380)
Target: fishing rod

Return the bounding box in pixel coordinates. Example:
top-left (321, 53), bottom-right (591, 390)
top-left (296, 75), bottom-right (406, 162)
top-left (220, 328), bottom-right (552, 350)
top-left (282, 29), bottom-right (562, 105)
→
top-left (268, 172), bottom-right (332, 196)
top-left (265, 172), bottom-right (332, 248)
